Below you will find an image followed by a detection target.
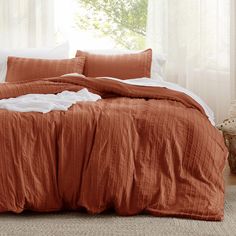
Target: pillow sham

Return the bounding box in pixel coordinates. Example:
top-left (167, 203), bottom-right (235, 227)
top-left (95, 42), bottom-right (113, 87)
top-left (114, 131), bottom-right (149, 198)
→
top-left (75, 49), bottom-right (152, 80)
top-left (6, 56), bottom-right (85, 83)
top-left (78, 49), bottom-right (166, 80)
top-left (0, 42), bottom-right (69, 83)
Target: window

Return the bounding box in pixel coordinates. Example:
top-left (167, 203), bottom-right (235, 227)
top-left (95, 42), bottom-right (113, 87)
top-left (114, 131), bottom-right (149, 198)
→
top-left (55, 0), bottom-right (148, 51)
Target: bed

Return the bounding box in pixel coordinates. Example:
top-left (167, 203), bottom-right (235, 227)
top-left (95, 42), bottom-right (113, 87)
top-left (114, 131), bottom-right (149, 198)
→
top-left (0, 48), bottom-right (228, 221)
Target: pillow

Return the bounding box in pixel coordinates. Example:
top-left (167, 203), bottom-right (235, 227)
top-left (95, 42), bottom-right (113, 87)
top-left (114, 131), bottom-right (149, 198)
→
top-left (75, 49), bottom-right (152, 80)
top-left (6, 56), bottom-right (85, 83)
top-left (77, 49), bottom-right (166, 80)
top-left (0, 42), bottom-right (69, 82)
top-left (151, 53), bottom-right (166, 80)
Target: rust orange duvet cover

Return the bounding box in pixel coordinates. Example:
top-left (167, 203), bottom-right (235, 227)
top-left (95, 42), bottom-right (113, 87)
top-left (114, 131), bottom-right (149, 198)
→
top-left (0, 76), bottom-right (228, 220)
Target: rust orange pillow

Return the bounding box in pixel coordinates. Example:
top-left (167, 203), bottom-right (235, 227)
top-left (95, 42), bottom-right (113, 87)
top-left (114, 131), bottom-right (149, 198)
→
top-left (6, 56), bottom-right (86, 82)
top-left (75, 49), bottom-right (152, 80)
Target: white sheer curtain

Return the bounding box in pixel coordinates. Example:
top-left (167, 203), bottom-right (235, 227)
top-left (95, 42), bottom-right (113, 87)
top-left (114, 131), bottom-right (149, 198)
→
top-left (147, 0), bottom-right (230, 123)
top-left (0, 0), bottom-right (55, 49)
top-left (231, 0), bottom-right (236, 101)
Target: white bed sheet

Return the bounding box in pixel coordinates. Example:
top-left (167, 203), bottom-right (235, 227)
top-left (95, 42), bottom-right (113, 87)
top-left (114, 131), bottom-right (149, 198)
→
top-left (0, 89), bottom-right (101, 113)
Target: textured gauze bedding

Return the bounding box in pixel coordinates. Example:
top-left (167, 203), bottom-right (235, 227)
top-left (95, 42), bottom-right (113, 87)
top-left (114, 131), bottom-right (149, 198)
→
top-left (0, 75), bottom-right (228, 220)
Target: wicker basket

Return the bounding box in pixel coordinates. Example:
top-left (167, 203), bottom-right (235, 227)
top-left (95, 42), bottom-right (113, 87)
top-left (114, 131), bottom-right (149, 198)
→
top-left (223, 133), bottom-right (236, 174)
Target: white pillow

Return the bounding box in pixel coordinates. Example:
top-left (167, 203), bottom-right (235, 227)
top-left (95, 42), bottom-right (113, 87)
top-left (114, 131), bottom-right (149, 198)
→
top-left (78, 49), bottom-right (166, 80)
top-left (0, 42), bottom-right (70, 82)
top-left (151, 53), bottom-right (166, 80)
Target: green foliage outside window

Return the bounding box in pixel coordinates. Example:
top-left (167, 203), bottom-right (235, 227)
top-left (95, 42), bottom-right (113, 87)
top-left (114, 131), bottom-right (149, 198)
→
top-left (75, 0), bottom-right (148, 50)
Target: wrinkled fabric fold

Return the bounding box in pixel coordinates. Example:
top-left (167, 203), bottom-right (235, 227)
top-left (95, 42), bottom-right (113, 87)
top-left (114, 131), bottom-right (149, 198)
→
top-left (0, 89), bottom-right (101, 113)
